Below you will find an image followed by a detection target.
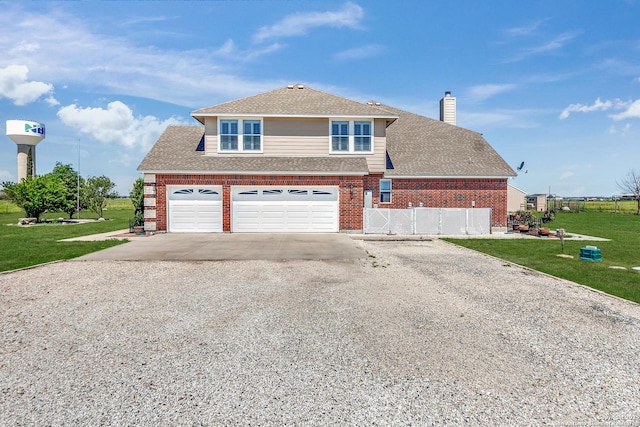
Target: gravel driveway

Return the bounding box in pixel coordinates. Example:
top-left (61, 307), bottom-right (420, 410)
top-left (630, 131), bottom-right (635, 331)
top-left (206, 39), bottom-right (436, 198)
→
top-left (1, 239), bottom-right (639, 425)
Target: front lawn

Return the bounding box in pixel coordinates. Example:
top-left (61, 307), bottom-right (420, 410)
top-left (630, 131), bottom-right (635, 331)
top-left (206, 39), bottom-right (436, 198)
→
top-left (444, 211), bottom-right (640, 304)
top-left (0, 200), bottom-right (134, 272)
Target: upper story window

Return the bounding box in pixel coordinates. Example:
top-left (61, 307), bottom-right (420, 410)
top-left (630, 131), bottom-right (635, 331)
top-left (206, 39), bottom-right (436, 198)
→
top-left (219, 118), bottom-right (262, 152)
top-left (330, 120), bottom-right (373, 153)
top-left (331, 121), bottom-right (350, 151)
top-left (220, 120), bottom-right (238, 150)
top-left (354, 121), bottom-right (371, 151)
top-left (243, 120), bottom-right (261, 150)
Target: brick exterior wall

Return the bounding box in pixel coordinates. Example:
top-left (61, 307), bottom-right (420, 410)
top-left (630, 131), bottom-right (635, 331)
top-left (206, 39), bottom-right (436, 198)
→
top-left (151, 174), bottom-right (508, 231)
top-left (154, 174), bottom-right (364, 232)
top-left (363, 175), bottom-right (508, 227)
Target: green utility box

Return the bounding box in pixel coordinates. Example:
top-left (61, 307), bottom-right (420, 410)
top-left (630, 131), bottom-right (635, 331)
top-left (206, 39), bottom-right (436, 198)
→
top-left (580, 246), bottom-right (602, 262)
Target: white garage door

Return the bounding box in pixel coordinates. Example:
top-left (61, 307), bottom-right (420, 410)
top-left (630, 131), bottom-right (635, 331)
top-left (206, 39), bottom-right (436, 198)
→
top-left (232, 186), bottom-right (339, 233)
top-left (168, 186), bottom-right (222, 232)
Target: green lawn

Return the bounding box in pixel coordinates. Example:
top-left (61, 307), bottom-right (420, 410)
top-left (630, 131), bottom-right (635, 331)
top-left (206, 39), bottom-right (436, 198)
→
top-left (586, 199), bottom-right (637, 213)
top-left (444, 211), bottom-right (640, 304)
top-left (0, 199), bottom-right (134, 272)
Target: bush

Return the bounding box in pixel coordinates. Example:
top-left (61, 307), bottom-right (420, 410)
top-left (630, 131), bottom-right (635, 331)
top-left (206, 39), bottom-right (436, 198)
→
top-left (130, 178), bottom-right (144, 226)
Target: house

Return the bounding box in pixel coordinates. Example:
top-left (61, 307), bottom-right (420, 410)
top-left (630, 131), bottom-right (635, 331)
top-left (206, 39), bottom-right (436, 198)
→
top-left (137, 84), bottom-right (516, 233)
top-left (507, 184), bottom-right (527, 212)
top-left (526, 194), bottom-right (547, 212)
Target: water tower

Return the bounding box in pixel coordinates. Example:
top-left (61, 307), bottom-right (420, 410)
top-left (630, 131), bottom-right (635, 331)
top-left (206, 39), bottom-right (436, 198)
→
top-left (6, 120), bottom-right (46, 181)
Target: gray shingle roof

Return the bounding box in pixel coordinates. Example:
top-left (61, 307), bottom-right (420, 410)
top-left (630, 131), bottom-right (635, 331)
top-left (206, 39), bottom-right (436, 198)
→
top-left (191, 85), bottom-right (398, 120)
top-left (139, 86), bottom-right (515, 178)
top-left (137, 126), bottom-right (369, 174)
top-left (378, 104), bottom-right (516, 177)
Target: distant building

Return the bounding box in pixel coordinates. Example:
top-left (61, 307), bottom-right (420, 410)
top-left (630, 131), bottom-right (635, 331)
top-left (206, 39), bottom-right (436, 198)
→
top-left (526, 194), bottom-right (547, 212)
top-left (507, 184), bottom-right (526, 212)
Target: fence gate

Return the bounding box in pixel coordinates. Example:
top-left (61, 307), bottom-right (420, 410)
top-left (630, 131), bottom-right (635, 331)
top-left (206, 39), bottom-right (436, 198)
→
top-left (363, 208), bottom-right (491, 235)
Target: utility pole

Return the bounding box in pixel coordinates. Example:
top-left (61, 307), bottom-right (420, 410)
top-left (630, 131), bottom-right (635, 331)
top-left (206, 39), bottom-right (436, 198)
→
top-left (77, 139), bottom-right (80, 220)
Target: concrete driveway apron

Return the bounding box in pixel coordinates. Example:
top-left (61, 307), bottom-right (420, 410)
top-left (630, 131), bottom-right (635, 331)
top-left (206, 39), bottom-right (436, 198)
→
top-left (74, 233), bottom-right (365, 261)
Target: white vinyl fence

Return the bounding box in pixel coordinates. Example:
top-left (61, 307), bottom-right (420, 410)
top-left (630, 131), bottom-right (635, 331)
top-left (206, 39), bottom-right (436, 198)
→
top-left (363, 208), bottom-right (492, 235)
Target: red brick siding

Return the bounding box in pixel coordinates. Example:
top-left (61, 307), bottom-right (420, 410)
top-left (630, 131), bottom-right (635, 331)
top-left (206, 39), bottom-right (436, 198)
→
top-left (153, 174), bottom-right (364, 231)
top-left (363, 176), bottom-right (508, 227)
top-left (151, 174), bottom-right (508, 231)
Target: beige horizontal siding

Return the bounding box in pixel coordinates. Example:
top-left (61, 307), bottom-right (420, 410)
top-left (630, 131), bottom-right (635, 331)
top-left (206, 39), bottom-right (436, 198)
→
top-left (265, 117), bottom-right (327, 137)
top-left (204, 135), bottom-right (218, 156)
top-left (366, 136), bottom-right (386, 173)
top-left (205, 118), bottom-right (217, 135)
top-left (264, 136), bottom-right (327, 156)
top-left (374, 119), bottom-right (386, 138)
top-left (203, 117), bottom-right (387, 173)
top-left (204, 118), bottom-right (217, 155)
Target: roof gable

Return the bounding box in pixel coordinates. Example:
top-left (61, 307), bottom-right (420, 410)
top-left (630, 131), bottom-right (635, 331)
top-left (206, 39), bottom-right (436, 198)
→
top-left (191, 85), bottom-right (398, 121)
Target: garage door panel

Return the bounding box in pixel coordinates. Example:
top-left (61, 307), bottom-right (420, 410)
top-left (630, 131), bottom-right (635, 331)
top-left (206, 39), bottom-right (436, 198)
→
top-left (232, 187), bottom-right (338, 233)
top-left (168, 188), bottom-right (222, 233)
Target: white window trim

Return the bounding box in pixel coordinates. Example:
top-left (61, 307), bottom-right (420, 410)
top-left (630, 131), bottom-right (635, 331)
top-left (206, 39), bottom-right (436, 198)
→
top-left (380, 179), bottom-right (392, 204)
top-left (218, 117), bottom-right (264, 153)
top-left (329, 118), bottom-right (374, 154)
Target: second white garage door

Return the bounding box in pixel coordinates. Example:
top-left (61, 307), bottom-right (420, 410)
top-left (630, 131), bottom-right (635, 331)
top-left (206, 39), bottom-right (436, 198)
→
top-left (232, 186), bottom-right (339, 233)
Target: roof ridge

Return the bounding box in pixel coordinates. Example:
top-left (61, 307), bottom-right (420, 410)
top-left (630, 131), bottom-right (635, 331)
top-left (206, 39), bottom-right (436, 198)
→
top-left (375, 103), bottom-right (483, 136)
top-left (192, 85), bottom-right (293, 113)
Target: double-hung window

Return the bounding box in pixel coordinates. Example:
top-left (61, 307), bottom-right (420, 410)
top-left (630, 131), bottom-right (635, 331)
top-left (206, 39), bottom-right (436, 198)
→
top-left (331, 121), bottom-right (350, 152)
top-left (354, 121), bottom-right (371, 152)
top-left (220, 120), bottom-right (238, 151)
top-left (380, 179), bottom-right (392, 203)
top-left (330, 120), bottom-right (373, 153)
top-left (243, 120), bottom-right (261, 151)
top-left (219, 118), bottom-right (262, 152)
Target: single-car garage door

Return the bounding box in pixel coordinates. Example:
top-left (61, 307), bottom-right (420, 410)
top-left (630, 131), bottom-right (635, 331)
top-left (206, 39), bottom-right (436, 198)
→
top-left (232, 186), bottom-right (339, 233)
top-left (168, 186), bottom-right (222, 232)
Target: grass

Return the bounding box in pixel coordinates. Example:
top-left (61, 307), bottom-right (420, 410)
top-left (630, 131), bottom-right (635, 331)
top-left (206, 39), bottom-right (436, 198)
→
top-left (444, 211), bottom-right (640, 304)
top-left (0, 199), bottom-right (134, 272)
top-left (586, 199), bottom-right (637, 213)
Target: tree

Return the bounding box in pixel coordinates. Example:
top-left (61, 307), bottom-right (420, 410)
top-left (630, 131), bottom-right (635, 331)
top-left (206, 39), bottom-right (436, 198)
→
top-left (84, 176), bottom-right (118, 218)
top-left (2, 175), bottom-right (69, 219)
top-left (617, 169), bottom-right (640, 215)
top-left (26, 146), bottom-right (34, 178)
top-left (51, 162), bottom-right (86, 218)
top-left (130, 178), bottom-right (144, 226)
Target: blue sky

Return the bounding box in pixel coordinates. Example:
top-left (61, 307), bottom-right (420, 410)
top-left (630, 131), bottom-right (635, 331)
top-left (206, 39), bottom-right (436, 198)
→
top-left (1, 0), bottom-right (639, 197)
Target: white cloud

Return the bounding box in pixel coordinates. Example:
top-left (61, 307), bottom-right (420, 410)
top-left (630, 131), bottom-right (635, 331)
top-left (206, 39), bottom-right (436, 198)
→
top-left (0, 64), bottom-right (53, 105)
top-left (610, 99), bottom-right (640, 120)
top-left (505, 19), bottom-right (548, 37)
top-left (0, 170), bottom-right (13, 181)
top-left (559, 97), bottom-right (629, 119)
top-left (334, 44), bottom-right (384, 61)
top-left (559, 171), bottom-right (575, 180)
top-left (467, 83), bottom-right (517, 102)
top-left (505, 31), bottom-right (581, 63)
top-left (609, 123), bottom-right (633, 135)
top-left (460, 109), bottom-right (542, 129)
top-left (212, 39), bottom-right (284, 62)
top-left (0, 7), bottom-right (285, 107)
top-left (243, 43), bottom-right (284, 61)
top-left (109, 152), bottom-right (134, 167)
top-left (57, 101), bottom-right (188, 151)
top-left (253, 2), bottom-right (364, 43)
top-left (45, 96), bottom-right (60, 106)
top-left (215, 39), bottom-right (236, 56)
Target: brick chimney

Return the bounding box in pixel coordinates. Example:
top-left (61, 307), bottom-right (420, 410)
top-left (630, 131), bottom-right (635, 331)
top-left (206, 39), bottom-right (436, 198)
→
top-left (439, 91), bottom-right (456, 126)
